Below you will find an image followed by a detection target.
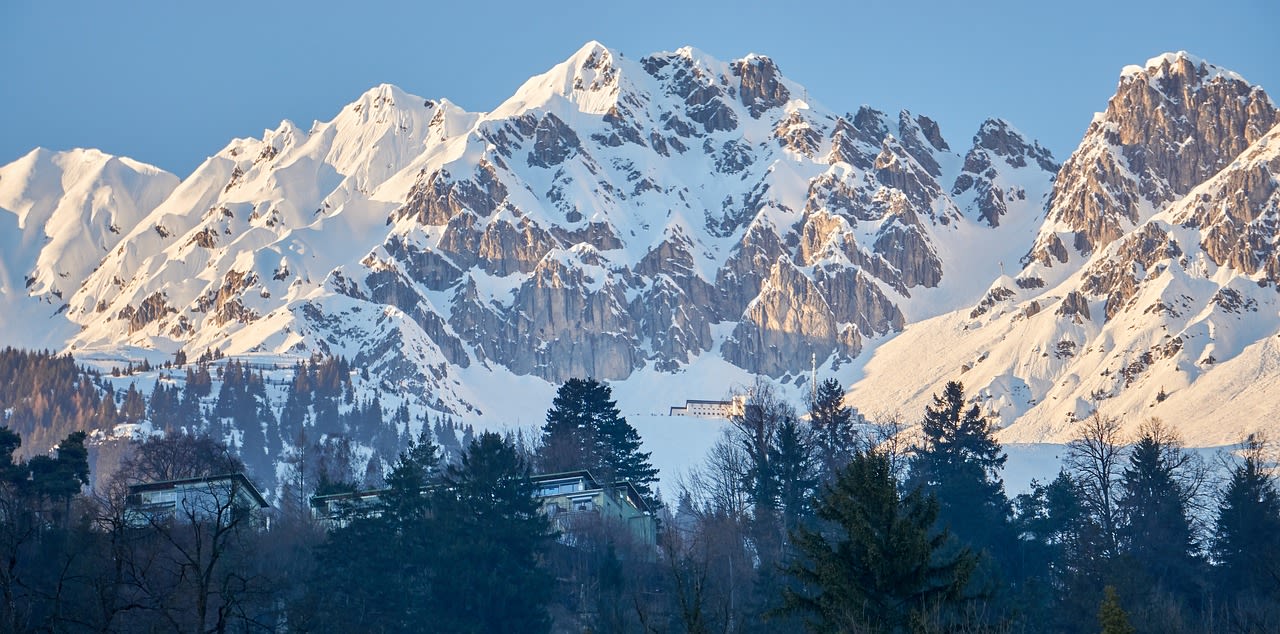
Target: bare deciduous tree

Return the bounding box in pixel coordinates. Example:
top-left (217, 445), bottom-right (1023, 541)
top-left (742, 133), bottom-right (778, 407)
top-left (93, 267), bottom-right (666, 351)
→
top-left (1065, 413), bottom-right (1127, 556)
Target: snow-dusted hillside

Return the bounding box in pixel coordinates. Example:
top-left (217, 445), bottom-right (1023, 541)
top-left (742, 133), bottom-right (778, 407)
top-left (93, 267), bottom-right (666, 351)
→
top-left (848, 53), bottom-right (1280, 445)
top-left (0, 148), bottom-right (178, 349)
top-left (0, 42), bottom-right (1054, 422)
top-left (0, 45), bottom-right (1275, 452)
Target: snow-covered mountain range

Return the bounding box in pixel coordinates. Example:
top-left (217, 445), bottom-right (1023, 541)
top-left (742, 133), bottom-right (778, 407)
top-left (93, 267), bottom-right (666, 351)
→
top-left (1, 44), bottom-right (1275, 446)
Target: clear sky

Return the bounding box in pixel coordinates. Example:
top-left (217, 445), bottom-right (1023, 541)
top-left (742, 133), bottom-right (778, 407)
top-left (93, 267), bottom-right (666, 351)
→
top-left (2, 0), bottom-right (1275, 177)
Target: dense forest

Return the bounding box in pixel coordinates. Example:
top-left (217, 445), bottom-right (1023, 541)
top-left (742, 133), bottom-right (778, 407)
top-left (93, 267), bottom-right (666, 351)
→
top-left (1, 349), bottom-right (1279, 632)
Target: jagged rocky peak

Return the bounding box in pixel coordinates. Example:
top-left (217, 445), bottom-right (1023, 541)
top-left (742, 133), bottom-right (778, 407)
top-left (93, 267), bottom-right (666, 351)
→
top-left (953, 119), bottom-right (1059, 227)
top-left (894, 110), bottom-right (945, 177)
top-left (1029, 51), bottom-right (1279, 265)
top-left (733, 53), bottom-right (790, 117)
top-left (1110, 52), bottom-right (1277, 193)
top-left (969, 119), bottom-right (1057, 172)
top-left (1173, 120), bottom-right (1280, 279)
top-left (494, 40), bottom-right (629, 119)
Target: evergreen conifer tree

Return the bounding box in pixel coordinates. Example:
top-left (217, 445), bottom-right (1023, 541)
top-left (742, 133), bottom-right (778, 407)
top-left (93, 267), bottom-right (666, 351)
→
top-left (1116, 421), bottom-right (1201, 595)
top-left (809, 377), bottom-right (857, 482)
top-left (1097, 586), bottom-right (1135, 634)
top-left (780, 449), bottom-right (977, 633)
top-left (769, 415), bottom-right (819, 533)
top-left (430, 432), bottom-right (556, 633)
top-left (1212, 435), bottom-right (1280, 599)
top-left (905, 381), bottom-right (1011, 555)
top-left (540, 378), bottom-right (658, 505)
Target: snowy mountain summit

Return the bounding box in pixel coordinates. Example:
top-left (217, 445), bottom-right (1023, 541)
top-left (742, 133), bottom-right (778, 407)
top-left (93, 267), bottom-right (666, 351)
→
top-left (850, 51), bottom-right (1280, 444)
top-left (1, 45), bottom-right (1275, 444)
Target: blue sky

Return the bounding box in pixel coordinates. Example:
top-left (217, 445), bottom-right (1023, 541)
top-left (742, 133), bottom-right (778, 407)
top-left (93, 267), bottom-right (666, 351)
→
top-left (2, 0), bottom-right (1275, 176)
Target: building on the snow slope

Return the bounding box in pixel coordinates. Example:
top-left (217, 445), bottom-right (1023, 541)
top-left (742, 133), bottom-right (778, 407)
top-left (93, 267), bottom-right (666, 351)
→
top-left (668, 395), bottom-right (747, 419)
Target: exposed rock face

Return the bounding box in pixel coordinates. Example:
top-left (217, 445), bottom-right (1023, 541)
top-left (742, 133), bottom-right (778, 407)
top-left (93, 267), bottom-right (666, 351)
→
top-left (1029, 52), bottom-right (1279, 265)
top-left (733, 55), bottom-right (790, 118)
top-left (722, 258), bottom-right (838, 376)
top-left (953, 119), bottom-right (1060, 227)
top-left (44, 42), bottom-right (1057, 410)
top-left (1176, 122), bottom-right (1280, 279)
top-left (846, 53), bottom-right (1280, 446)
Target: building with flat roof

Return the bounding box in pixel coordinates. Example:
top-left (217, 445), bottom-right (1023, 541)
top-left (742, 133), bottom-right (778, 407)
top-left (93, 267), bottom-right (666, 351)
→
top-left (669, 395), bottom-right (745, 419)
top-left (125, 473), bottom-right (269, 528)
top-left (532, 470), bottom-right (657, 551)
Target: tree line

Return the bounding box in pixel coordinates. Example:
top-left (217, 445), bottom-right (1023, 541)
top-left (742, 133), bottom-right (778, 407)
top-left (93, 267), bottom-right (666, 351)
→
top-left (2, 362), bottom-right (1279, 632)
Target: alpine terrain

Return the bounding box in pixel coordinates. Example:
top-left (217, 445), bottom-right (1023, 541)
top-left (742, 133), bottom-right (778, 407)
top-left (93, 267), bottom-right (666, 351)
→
top-left (0, 43), bottom-right (1275, 456)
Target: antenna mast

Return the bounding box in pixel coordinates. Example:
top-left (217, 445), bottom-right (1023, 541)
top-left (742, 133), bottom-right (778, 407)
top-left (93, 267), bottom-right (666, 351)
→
top-left (811, 352), bottom-right (817, 403)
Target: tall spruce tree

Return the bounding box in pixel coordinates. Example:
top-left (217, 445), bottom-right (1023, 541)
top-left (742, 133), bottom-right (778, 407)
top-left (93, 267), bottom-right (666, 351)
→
top-left (1115, 421), bottom-right (1201, 596)
top-left (1212, 435), bottom-right (1280, 599)
top-left (809, 377), bottom-right (857, 483)
top-left (780, 449), bottom-right (977, 633)
top-left (769, 415), bottom-right (819, 533)
top-left (905, 381), bottom-right (1011, 556)
top-left (540, 378), bottom-right (658, 505)
top-left (430, 432), bottom-right (556, 633)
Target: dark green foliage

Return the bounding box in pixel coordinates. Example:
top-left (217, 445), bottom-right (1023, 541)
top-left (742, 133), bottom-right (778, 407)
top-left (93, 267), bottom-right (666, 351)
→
top-left (906, 381), bottom-right (1011, 558)
top-left (540, 378), bottom-right (658, 505)
top-left (1115, 423), bottom-right (1201, 596)
top-left (809, 377), bottom-right (858, 482)
top-left (780, 450), bottom-right (977, 633)
top-left (1212, 436), bottom-right (1280, 599)
top-left (307, 432), bottom-right (554, 634)
top-left (0, 428), bottom-right (94, 631)
top-left (769, 414), bottom-right (819, 533)
top-left (1098, 586), bottom-right (1135, 634)
top-left (381, 427), bottom-right (439, 522)
top-left (431, 432), bottom-right (556, 633)
top-left (147, 382), bottom-right (182, 432)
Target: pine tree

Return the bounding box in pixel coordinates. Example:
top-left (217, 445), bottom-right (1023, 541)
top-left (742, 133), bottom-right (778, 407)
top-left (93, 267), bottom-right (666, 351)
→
top-left (1116, 420), bottom-right (1201, 595)
top-left (1097, 586), bottom-right (1135, 634)
top-left (809, 377), bottom-right (857, 482)
top-left (769, 414), bottom-right (819, 533)
top-left (430, 432), bottom-right (556, 633)
top-left (779, 450), bottom-right (977, 633)
top-left (540, 378), bottom-right (658, 505)
top-left (1211, 435), bottom-right (1280, 599)
top-left (382, 427), bottom-right (440, 523)
top-left (906, 381), bottom-right (1011, 556)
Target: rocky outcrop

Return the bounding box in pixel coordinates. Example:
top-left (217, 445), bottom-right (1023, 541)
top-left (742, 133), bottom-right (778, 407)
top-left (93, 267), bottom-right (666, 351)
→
top-left (1029, 52), bottom-right (1279, 264)
top-left (733, 55), bottom-right (790, 118)
top-left (1176, 122), bottom-right (1280, 279)
top-left (953, 119), bottom-right (1059, 227)
top-left (722, 258), bottom-right (838, 376)
top-left (396, 162), bottom-right (509, 225)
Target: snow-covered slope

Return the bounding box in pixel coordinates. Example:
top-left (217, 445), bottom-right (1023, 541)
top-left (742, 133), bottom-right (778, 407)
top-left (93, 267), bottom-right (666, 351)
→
top-left (1, 45), bottom-right (1274, 450)
top-left (0, 42), bottom-right (1053, 420)
top-left (0, 148), bottom-right (178, 348)
top-left (848, 53), bottom-right (1280, 445)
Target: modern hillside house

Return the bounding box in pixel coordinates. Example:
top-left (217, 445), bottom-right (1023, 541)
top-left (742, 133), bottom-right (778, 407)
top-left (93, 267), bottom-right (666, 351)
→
top-left (531, 470), bottom-right (657, 549)
top-left (125, 473), bottom-right (269, 528)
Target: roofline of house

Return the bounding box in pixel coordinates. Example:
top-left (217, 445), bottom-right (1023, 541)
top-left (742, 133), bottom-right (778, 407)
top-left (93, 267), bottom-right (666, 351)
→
top-left (128, 473), bottom-right (269, 508)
